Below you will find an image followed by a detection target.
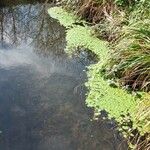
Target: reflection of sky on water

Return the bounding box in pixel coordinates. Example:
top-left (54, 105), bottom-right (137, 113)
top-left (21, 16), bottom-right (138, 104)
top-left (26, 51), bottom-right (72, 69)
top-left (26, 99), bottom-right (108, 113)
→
top-left (0, 45), bottom-right (83, 78)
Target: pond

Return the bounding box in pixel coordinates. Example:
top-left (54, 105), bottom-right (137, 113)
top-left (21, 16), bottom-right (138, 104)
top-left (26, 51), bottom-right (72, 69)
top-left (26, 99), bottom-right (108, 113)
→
top-left (0, 1), bottom-right (127, 150)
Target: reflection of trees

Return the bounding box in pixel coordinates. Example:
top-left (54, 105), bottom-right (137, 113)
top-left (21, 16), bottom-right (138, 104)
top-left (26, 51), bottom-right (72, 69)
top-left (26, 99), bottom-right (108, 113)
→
top-left (0, 9), bottom-right (4, 42)
top-left (0, 0), bottom-right (51, 8)
top-left (30, 4), bottom-right (66, 56)
top-left (0, 2), bottom-right (66, 56)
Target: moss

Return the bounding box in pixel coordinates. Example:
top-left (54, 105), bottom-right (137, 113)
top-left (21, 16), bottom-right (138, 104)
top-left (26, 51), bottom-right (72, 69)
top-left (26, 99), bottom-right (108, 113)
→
top-left (133, 93), bottom-right (150, 135)
top-left (48, 7), bottom-right (108, 62)
top-left (48, 7), bottom-right (78, 27)
top-left (65, 26), bottom-right (108, 62)
top-left (86, 62), bottom-right (138, 122)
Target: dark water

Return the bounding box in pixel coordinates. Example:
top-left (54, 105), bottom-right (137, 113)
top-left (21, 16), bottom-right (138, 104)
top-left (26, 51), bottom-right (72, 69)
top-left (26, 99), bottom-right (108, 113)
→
top-left (0, 1), bottom-right (127, 150)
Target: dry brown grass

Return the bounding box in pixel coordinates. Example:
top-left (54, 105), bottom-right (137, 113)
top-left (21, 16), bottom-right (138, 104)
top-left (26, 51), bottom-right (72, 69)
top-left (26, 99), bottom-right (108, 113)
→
top-left (77, 0), bottom-right (118, 23)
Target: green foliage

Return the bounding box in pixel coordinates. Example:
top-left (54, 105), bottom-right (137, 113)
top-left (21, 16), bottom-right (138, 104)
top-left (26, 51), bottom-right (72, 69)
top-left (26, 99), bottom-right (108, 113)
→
top-left (48, 7), bottom-right (78, 27)
top-left (106, 19), bottom-right (150, 91)
top-left (65, 26), bottom-right (108, 61)
top-left (128, 0), bottom-right (150, 22)
top-left (48, 6), bottom-right (150, 149)
top-left (134, 93), bottom-right (150, 135)
top-left (61, 0), bottom-right (141, 7)
top-left (86, 62), bottom-right (138, 122)
top-left (48, 6), bottom-right (138, 122)
top-left (114, 0), bottom-right (145, 7)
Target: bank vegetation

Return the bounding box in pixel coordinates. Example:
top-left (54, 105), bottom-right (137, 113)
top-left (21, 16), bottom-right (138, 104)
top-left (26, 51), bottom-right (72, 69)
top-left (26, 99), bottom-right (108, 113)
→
top-left (49, 0), bottom-right (150, 149)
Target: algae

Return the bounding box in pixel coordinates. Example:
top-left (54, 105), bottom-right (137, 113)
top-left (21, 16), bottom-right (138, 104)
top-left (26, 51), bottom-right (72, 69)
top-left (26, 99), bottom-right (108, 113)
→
top-left (48, 6), bottom-right (138, 124)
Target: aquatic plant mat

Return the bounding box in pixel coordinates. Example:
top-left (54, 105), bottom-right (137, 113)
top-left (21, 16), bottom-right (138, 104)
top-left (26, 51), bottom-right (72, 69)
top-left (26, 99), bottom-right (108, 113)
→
top-left (48, 6), bottom-right (150, 149)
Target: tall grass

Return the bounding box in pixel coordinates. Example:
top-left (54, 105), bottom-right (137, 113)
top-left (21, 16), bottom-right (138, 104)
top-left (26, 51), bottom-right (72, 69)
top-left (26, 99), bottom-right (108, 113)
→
top-left (107, 20), bottom-right (150, 91)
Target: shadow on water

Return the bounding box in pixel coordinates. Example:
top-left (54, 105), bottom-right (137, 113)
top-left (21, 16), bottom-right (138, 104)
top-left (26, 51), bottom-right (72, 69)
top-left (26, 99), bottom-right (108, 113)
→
top-left (0, 1), bottom-right (127, 150)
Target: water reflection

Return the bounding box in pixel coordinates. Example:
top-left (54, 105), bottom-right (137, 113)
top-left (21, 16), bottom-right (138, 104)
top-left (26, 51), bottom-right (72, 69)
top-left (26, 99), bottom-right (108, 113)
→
top-left (0, 46), bottom-right (78, 77)
top-left (0, 1), bottom-right (127, 150)
top-left (0, 2), bottom-right (66, 56)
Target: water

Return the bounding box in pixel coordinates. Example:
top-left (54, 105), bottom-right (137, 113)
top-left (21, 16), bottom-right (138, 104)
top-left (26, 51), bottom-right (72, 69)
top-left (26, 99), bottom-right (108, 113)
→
top-left (0, 1), bottom-right (127, 150)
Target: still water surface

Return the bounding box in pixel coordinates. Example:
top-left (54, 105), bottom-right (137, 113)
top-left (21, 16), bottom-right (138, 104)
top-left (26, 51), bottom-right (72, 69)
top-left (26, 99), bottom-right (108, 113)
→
top-left (0, 1), bottom-right (127, 150)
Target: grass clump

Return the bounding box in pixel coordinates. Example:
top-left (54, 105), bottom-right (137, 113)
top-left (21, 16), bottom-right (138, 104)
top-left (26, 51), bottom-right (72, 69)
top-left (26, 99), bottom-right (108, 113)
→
top-left (134, 93), bottom-right (150, 136)
top-left (97, 0), bottom-right (150, 92)
top-left (125, 93), bottom-right (150, 150)
top-left (106, 20), bottom-right (150, 91)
